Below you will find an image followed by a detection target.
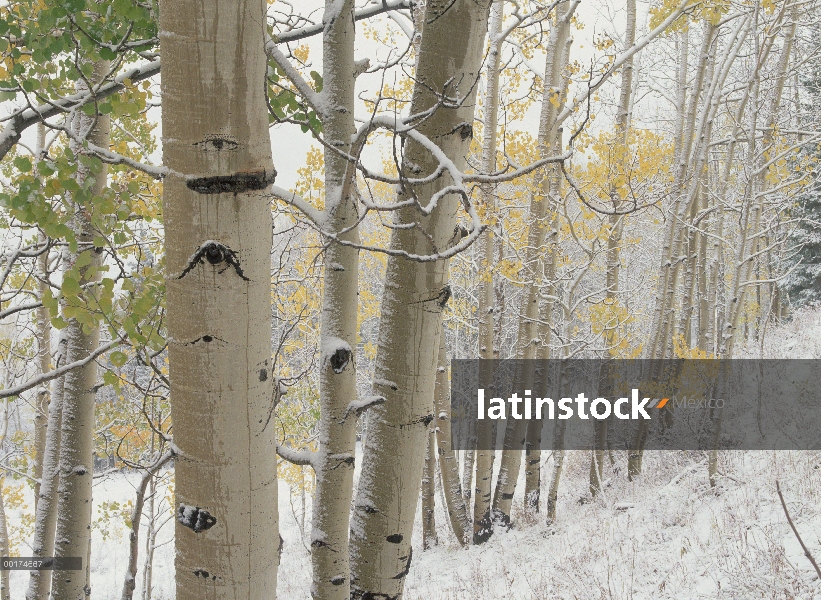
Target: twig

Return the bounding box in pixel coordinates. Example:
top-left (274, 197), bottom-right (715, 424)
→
top-left (776, 480), bottom-right (821, 581)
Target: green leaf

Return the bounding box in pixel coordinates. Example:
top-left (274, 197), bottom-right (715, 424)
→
top-left (61, 275), bottom-right (81, 296)
top-left (74, 251), bottom-right (92, 269)
top-left (109, 351), bottom-right (128, 367)
top-left (99, 47), bottom-right (117, 61)
top-left (103, 370), bottom-right (120, 389)
top-left (310, 71), bottom-right (323, 93)
top-left (13, 156), bottom-right (32, 173)
top-left (51, 316), bottom-right (68, 330)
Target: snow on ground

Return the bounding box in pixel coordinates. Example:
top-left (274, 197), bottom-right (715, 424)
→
top-left (6, 309), bottom-right (821, 598)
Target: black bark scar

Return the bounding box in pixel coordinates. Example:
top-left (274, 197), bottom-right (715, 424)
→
top-left (178, 241), bottom-right (250, 281)
top-left (177, 504), bottom-right (217, 533)
top-left (408, 285), bottom-right (451, 310)
top-left (186, 168), bottom-right (276, 194)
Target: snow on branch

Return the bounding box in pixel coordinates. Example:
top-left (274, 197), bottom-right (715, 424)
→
top-left (54, 122), bottom-right (168, 180)
top-left (345, 395), bottom-right (386, 420)
top-left (0, 337), bottom-right (123, 399)
top-left (272, 0), bottom-right (413, 44)
top-left (555, 0), bottom-right (697, 129)
top-left (0, 60), bottom-right (161, 163)
top-left (277, 444), bottom-right (317, 468)
top-left (264, 38), bottom-right (327, 120)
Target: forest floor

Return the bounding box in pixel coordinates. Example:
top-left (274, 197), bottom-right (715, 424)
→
top-left (6, 309), bottom-right (821, 599)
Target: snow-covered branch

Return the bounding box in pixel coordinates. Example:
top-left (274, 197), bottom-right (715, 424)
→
top-left (0, 337), bottom-right (123, 399)
top-left (277, 444), bottom-right (317, 468)
top-left (0, 60), bottom-right (161, 163)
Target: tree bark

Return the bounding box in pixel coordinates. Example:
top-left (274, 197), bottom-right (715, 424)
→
top-left (473, 0), bottom-right (504, 545)
top-left (33, 123), bottom-right (51, 514)
top-left (421, 427), bottom-right (438, 550)
top-left (310, 2), bottom-right (362, 598)
top-left (433, 332), bottom-right (469, 545)
top-left (491, 1), bottom-right (574, 526)
top-left (26, 337), bottom-right (65, 600)
top-left (50, 60), bottom-right (110, 600)
top-left (349, 1), bottom-right (492, 596)
top-left (160, 0), bottom-right (278, 596)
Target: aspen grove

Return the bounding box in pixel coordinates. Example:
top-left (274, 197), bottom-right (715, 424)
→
top-left (0, 0), bottom-right (820, 599)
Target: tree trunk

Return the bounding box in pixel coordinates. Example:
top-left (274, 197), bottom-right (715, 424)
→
top-left (0, 474), bottom-right (9, 600)
top-left (310, 2), bottom-right (362, 598)
top-left (349, 1), bottom-right (492, 596)
top-left (0, 400), bottom-right (10, 600)
top-left (121, 451), bottom-right (172, 600)
top-left (160, 0), bottom-right (278, 596)
top-left (590, 0), bottom-right (635, 497)
top-left (26, 340), bottom-right (65, 600)
top-left (472, 0), bottom-right (504, 546)
top-left (50, 60), bottom-right (110, 600)
top-left (141, 471), bottom-right (157, 600)
top-left (33, 122), bottom-right (51, 513)
top-left (433, 332), bottom-right (469, 545)
top-left (421, 427), bottom-right (438, 550)
top-left (492, 1), bottom-right (574, 526)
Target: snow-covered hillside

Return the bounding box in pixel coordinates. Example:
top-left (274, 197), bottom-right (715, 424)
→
top-left (7, 310), bottom-right (821, 599)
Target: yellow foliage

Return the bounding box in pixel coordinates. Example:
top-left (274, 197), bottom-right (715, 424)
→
top-left (673, 334), bottom-right (715, 359)
top-left (576, 128), bottom-right (673, 213)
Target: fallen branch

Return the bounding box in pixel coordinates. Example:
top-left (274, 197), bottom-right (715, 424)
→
top-left (776, 480), bottom-right (821, 581)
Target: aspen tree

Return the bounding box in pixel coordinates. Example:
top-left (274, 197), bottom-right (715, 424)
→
top-left (26, 336), bottom-right (65, 600)
top-left (160, 0), bottom-right (278, 596)
top-left (433, 331), bottom-right (470, 545)
top-left (473, 0), bottom-right (505, 544)
top-left (421, 427), bottom-right (438, 550)
top-left (349, 1), bottom-right (492, 596)
top-left (310, 2), bottom-right (363, 598)
top-left (50, 61), bottom-right (110, 599)
top-left (492, 0), bottom-right (575, 527)
top-left (590, 0), bottom-right (637, 500)
top-left (0, 399), bottom-right (10, 600)
top-left (32, 123), bottom-right (50, 513)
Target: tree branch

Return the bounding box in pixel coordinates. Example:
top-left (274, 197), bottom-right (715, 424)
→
top-left (776, 480), bottom-right (821, 581)
top-left (0, 337), bottom-right (123, 399)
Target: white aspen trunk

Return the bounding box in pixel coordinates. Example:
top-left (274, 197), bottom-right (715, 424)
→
top-left (461, 449), bottom-right (474, 501)
top-left (310, 2), bottom-right (362, 598)
top-left (671, 29), bottom-right (689, 180)
top-left (492, 2), bottom-right (574, 524)
top-left (722, 2), bottom-right (797, 358)
top-left (433, 332), bottom-right (469, 545)
top-left (0, 400), bottom-right (9, 600)
top-left (159, 0), bottom-right (278, 596)
top-left (349, 2), bottom-right (492, 596)
top-left (421, 428), bottom-right (438, 550)
top-left (545, 359), bottom-right (569, 522)
top-left (26, 338), bottom-right (65, 600)
top-left (141, 471), bottom-right (156, 600)
top-left (472, 0), bottom-right (504, 545)
top-left (50, 61), bottom-right (110, 599)
top-left (121, 452), bottom-right (172, 600)
top-left (33, 122), bottom-right (50, 513)
top-left (0, 474), bottom-right (8, 600)
top-left (590, 0), bottom-right (635, 497)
